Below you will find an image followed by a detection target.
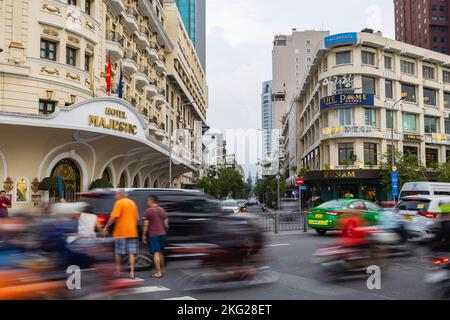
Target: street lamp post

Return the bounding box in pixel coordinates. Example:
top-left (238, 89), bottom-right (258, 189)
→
top-left (390, 92), bottom-right (408, 201)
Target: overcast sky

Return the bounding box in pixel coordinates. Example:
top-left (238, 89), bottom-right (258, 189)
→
top-left (204, 0), bottom-right (395, 177)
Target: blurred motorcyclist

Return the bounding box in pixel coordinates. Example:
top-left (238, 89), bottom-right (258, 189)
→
top-left (435, 200), bottom-right (450, 251)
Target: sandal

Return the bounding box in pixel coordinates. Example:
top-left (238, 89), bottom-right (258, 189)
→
top-left (152, 273), bottom-right (162, 278)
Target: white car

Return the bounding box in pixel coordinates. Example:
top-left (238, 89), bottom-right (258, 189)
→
top-left (221, 200), bottom-right (240, 214)
top-left (393, 195), bottom-right (450, 241)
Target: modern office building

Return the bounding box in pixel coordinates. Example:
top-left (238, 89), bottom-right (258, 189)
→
top-left (173, 0), bottom-right (206, 71)
top-left (295, 31), bottom-right (450, 203)
top-left (272, 29), bottom-right (329, 131)
top-left (0, 0), bottom-right (208, 211)
top-left (261, 81), bottom-right (274, 158)
top-left (394, 0), bottom-right (450, 54)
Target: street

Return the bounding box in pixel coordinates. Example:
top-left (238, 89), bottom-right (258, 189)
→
top-left (117, 206), bottom-right (435, 301)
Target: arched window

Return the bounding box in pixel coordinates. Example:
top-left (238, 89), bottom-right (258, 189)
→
top-left (144, 177), bottom-right (150, 188)
top-left (153, 180), bottom-right (158, 188)
top-left (15, 177), bottom-right (29, 203)
top-left (102, 167), bottom-right (112, 184)
top-left (118, 171), bottom-right (127, 188)
top-left (132, 175), bottom-right (139, 188)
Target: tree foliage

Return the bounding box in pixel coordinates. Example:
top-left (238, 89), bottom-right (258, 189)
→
top-left (254, 177), bottom-right (287, 208)
top-left (90, 179), bottom-right (114, 190)
top-left (379, 151), bottom-right (428, 196)
top-left (196, 167), bottom-right (250, 199)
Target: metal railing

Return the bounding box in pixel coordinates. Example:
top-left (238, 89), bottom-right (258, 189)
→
top-left (257, 207), bottom-right (308, 233)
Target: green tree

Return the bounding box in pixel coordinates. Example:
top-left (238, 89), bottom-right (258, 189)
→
top-left (90, 179), bottom-right (113, 190)
top-left (379, 151), bottom-right (428, 198)
top-left (254, 177), bottom-right (287, 208)
top-left (196, 167), bottom-right (248, 199)
top-left (437, 162), bottom-right (450, 182)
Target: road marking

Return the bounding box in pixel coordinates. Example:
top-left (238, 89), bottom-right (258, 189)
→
top-left (164, 296), bottom-right (197, 300)
top-left (266, 243), bottom-right (290, 247)
top-left (119, 285), bottom-right (171, 296)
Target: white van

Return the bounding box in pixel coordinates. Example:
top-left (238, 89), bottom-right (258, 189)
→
top-left (400, 182), bottom-right (450, 198)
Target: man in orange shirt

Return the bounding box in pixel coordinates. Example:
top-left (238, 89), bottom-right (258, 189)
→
top-left (103, 189), bottom-right (139, 279)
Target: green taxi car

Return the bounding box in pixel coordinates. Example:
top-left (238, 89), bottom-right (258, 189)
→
top-left (307, 198), bottom-right (382, 235)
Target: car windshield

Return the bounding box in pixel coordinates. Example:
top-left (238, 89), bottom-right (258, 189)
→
top-left (237, 201), bottom-right (246, 206)
top-left (395, 199), bottom-right (430, 212)
top-left (316, 200), bottom-right (347, 209)
top-left (223, 201), bottom-right (238, 207)
top-left (400, 191), bottom-right (430, 197)
top-left (80, 194), bottom-right (115, 214)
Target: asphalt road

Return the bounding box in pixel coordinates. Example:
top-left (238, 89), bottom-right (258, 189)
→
top-left (116, 206), bottom-right (437, 300)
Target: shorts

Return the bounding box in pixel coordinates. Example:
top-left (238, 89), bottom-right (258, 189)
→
top-left (149, 235), bottom-right (166, 254)
top-left (115, 238), bottom-right (139, 255)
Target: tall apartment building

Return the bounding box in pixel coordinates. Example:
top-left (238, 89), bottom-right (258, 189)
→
top-left (261, 81), bottom-right (274, 158)
top-left (394, 0), bottom-right (450, 54)
top-left (173, 0), bottom-right (206, 71)
top-left (272, 30), bottom-right (329, 131)
top-left (0, 0), bottom-right (207, 211)
top-left (296, 32), bottom-right (450, 203)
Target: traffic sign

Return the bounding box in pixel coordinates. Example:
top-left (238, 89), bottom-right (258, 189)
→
top-left (391, 172), bottom-right (399, 198)
top-left (295, 178), bottom-right (304, 186)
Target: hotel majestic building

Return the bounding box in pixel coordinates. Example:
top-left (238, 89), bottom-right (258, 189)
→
top-left (0, 0), bottom-right (208, 211)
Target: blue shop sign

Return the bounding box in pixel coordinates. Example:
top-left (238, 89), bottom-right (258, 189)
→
top-left (320, 93), bottom-right (375, 111)
top-left (324, 32), bottom-right (358, 48)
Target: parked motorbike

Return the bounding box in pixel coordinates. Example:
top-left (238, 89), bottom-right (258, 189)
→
top-left (424, 255), bottom-right (450, 300)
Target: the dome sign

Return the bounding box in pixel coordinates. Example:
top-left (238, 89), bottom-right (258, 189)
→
top-left (320, 93), bottom-right (375, 111)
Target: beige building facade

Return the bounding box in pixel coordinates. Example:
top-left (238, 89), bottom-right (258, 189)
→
top-left (296, 32), bottom-right (450, 202)
top-left (0, 0), bottom-right (208, 211)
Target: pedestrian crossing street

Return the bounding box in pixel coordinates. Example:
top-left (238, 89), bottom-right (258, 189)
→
top-left (116, 278), bottom-right (197, 300)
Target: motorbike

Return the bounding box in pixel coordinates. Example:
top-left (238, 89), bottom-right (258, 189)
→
top-left (314, 227), bottom-right (387, 281)
top-left (424, 255), bottom-right (450, 300)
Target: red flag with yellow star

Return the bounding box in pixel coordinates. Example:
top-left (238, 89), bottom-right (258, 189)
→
top-left (105, 56), bottom-right (112, 93)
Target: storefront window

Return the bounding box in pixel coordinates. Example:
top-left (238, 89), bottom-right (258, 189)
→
top-left (339, 108), bottom-right (353, 126)
top-left (426, 148), bottom-right (439, 167)
top-left (363, 186), bottom-right (377, 202)
top-left (364, 143), bottom-right (378, 165)
top-left (425, 116), bottom-right (439, 134)
top-left (404, 146), bottom-right (419, 164)
top-left (403, 113), bottom-right (417, 132)
top-left (339, 143), bottom-right (355, 166)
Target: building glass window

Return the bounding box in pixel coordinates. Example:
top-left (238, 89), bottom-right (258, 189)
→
top-left (364, 108), bottom-right (377, 127)
top-left (423, 88), bottom-right (437, 106)
top-left (39, 100), bottom-right (55, 115)
top-left (403, 113), bottom-right (417, 132)
top-left (386, 110), bottom-right (394, 129)
top-left (444, 92), bottom-right (450, 109)
top-left (68, 0), bottom-right (77, 5)
top-left (339, 108), bottom-right (353, 126)
top-left (339, 143), bottom-right (355, 166)
top-left (66, 47), bottom-right (77, 66)
top-left (401, 83), bottom-right (417, 102)
top-left (40, 39), bottom-right (57, 61)
top-left (384, 56), bottom-right (393, 70)
top-left (336, 51), bottom-right (351, 65)
top-left (423, 66), bottom-right (436, 79)
top-left (362, 76), bottom-right (376, 94)
top-left (443, 70), bottom-right (450, 83)
top-left (424, 116), bottom-right (439, 134)
top-left (385, 79), bottom-right (394, 99)
top-left (85, 0), bottom-right (91, 15)
top-left (85, 54), bottom-right (91, 72)
top-left (364, 143), bottom-right (378, 165)
top-left (362, 51), bottom-right (375, 66)
top-left (426, 148), bottom-right (439, 167)
top-left (401, 60), bottom-right (415, 75)
top-left (445, 118), bottom-right (450, 134)
top-left (404, 146), bottom-right (419, 162)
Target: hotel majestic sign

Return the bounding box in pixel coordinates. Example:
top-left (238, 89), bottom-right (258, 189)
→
top-left (88, 107), bottom-right (138, 135)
